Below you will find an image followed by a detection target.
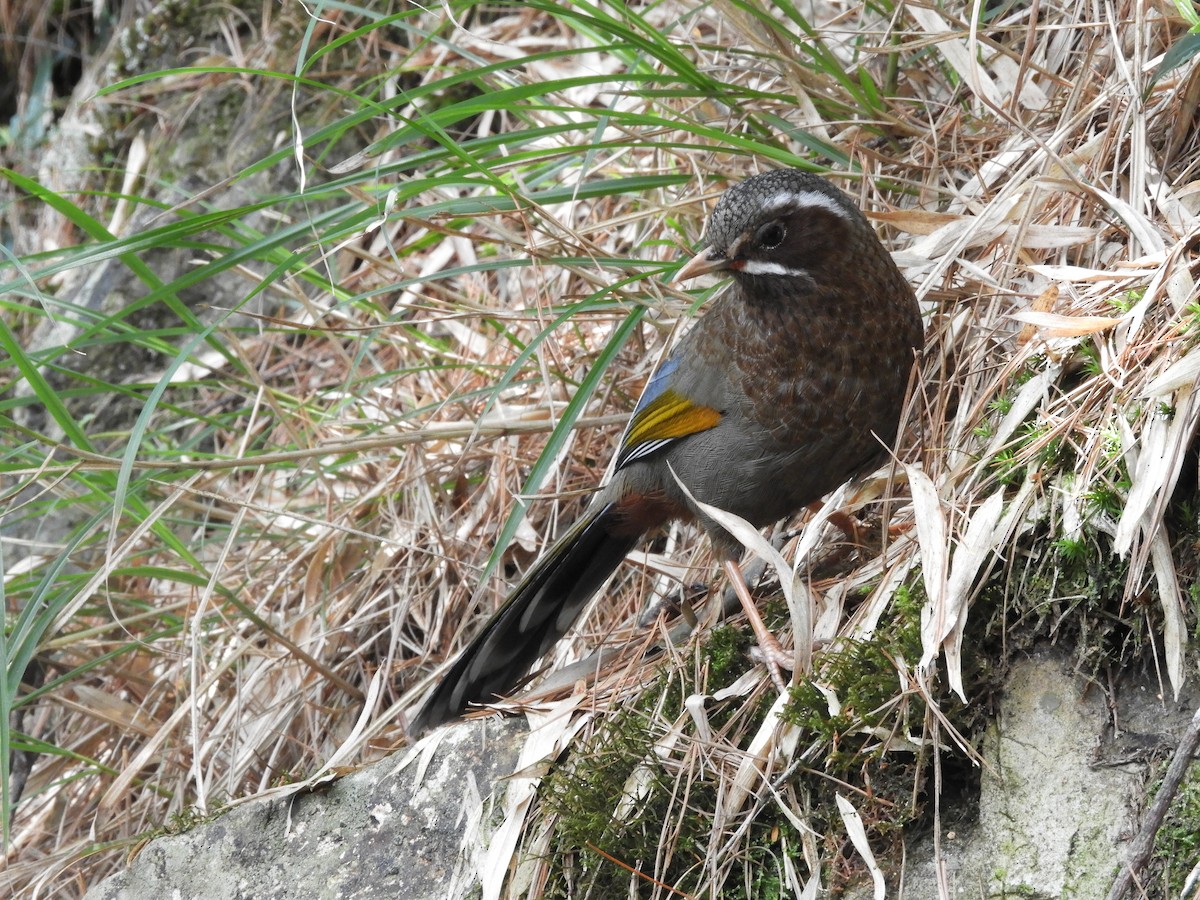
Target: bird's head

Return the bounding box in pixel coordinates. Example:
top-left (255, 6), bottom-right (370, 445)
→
top-left (675, 169), bottom-right (873, 294)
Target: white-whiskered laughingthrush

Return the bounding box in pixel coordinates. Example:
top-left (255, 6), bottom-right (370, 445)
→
top-left (409, 169), bottom-right (923, 733)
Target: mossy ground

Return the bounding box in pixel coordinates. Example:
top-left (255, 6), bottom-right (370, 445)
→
top-left (534, 482), bottom-right (1200, 894)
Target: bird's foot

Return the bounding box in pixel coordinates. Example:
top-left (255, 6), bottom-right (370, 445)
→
top-left (749, 633), bottom-right (793, 691)
top-left (821, 507), bottom-right (864, 548)
top-left (722, 558), bottom-right (794, 692)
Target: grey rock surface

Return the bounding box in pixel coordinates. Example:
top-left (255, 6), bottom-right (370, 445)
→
top-left (898, 647), bottom-right (1195, 898)
top-left (84, 717), bottom-right (527, 900)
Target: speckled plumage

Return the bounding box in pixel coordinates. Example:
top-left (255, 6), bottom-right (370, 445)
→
top-left (410, 170), bottom-right (923, 733)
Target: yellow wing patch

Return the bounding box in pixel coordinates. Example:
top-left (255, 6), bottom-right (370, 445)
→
top-left (628, 389), bottom-right (722, 443)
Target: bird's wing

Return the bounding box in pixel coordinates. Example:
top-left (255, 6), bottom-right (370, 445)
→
top-left (614, 352), bottom-right (723, 471)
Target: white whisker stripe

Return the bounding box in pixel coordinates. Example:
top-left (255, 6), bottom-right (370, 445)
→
top-left (760, 190), bottom-right (851, 220)
top-left (738, 260), bottom-right (810, 277)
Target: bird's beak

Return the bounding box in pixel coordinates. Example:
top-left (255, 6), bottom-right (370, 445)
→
top-left (673, 247), bottom-right (729, 284)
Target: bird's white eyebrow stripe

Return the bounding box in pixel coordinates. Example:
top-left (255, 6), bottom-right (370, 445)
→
top-left (759, 190), bottom-right (852, 220)
top-left (737, 259), bottom-right (810, 277)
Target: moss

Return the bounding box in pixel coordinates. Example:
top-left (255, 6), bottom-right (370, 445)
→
top-left (536, 582), bottom-right (941, 895)
top-left (537, 622), bottom-right (805, 898)
top-left (538, 703), bottom-right (698, 898)
top-left (783, 582), bottom-right (923, 743)
top-left (151, 797), bottom-right (231, 839)
top-left (987, 520), bottom-right (1152, 682)
top-left (539, 712), bottom-right (814, 899)
top-left (704, 623), bottom-right (754, 684)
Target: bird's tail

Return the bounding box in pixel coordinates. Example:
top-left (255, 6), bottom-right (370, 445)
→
top-left (409, 501), bottom-right (638, 734)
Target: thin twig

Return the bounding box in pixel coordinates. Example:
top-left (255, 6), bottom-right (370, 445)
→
top-left (1105, 705), bottom-right (1200, 900)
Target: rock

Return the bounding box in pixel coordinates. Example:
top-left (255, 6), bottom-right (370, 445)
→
top-left (899, 647), bottom-right (1195, 897)
top-left (84, 717), bottom-right (527, 900)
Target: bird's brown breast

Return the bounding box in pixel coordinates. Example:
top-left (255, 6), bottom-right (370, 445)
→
top-left (718, 277), bottom-right (919, 462)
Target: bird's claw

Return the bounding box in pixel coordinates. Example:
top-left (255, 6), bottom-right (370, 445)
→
top-left (749, 634), bottom-right (793, 691)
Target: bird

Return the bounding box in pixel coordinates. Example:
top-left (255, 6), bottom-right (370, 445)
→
top-left (409, 168), bottom-right (923, 734)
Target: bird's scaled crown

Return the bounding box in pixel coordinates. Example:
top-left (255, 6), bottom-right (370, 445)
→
top-left (701, 169), bottom-right (865, 259)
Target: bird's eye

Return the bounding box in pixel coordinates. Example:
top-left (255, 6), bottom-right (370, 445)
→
top-left (755, 221), bottom-right (786, 250)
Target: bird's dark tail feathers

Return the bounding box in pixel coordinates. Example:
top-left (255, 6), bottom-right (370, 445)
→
top-left (409, 501), bottom-right (638, 734)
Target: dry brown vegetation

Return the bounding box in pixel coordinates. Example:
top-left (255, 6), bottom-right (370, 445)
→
top-left (3, 0), bottom-right (1200, 896)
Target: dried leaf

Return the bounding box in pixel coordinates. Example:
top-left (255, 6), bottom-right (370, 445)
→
top-left (941, 492), bottom-right (1006, 701)
top-left (1009, 309), bottom-right (1122, 336)
top-left (908, 466), bottom-right (949, 672)
top-left (835, 794), bottom-right (886, 900)
top-left (870, 209), bottom-right (963, 235)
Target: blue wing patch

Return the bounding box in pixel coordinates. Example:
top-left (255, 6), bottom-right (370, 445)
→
top-left (633, 353), bottom-right (680, 417)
